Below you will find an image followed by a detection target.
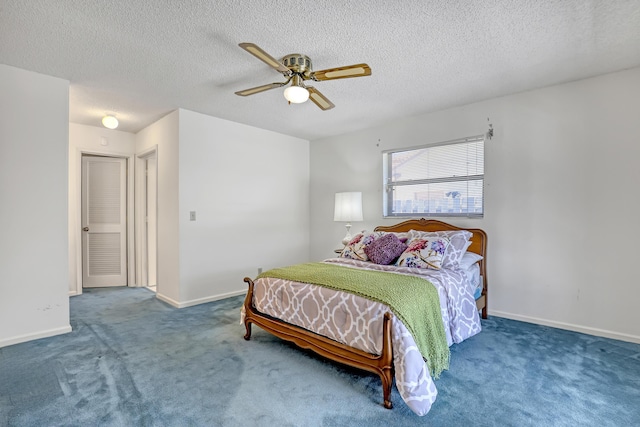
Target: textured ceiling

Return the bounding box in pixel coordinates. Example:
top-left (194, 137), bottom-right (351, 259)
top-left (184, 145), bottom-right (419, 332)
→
top-left (1, 0), bottom-right (640, 140)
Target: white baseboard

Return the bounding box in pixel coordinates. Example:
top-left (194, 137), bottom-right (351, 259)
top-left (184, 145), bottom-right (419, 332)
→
top-left (0, 325), bottom-right (73, 349)
top-left (489, 309), bottom-right (640, 344)
top-left (155, 289), bottom-right (246, 309)
top-left (155, 292), bottom-right (181, 308)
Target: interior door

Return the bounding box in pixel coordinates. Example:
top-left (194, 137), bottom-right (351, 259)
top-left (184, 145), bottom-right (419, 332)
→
top-left (82, 155), bottom-right (127, 287)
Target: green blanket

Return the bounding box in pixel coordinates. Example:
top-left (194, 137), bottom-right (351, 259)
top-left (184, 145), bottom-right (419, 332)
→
top-left (257, 262), bottom-right (449, 377)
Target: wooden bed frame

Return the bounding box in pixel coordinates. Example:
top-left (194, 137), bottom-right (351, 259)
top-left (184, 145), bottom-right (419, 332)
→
top-left (242, 218), bottom-right (487, 409)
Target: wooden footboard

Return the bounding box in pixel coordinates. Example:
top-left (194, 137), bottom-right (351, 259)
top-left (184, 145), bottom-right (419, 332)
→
top-left (243, 277), bottom-right (395, 409)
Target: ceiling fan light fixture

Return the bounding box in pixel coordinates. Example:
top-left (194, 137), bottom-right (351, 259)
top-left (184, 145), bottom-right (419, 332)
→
top-left (283, 85), bottom-right (309, 104)
top-left (102, 115), bottom-right (119, 129)
top-left (236, 43), bottom-right (371, 110)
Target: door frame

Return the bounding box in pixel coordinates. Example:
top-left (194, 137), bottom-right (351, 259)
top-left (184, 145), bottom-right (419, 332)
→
top-left (71, 148), bottom-right (135, 295)
top-left (135, 146), bottom-right (158, 290)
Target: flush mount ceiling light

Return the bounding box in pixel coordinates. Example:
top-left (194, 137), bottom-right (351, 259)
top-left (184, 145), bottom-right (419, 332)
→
top-left (101, 115), bottom-right (119, 129)
top-left (235, 42), bottom-right (371, 110)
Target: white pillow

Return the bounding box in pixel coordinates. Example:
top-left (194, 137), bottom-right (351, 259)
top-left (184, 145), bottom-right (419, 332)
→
top-left (459, 252), bottom-right (483, 270)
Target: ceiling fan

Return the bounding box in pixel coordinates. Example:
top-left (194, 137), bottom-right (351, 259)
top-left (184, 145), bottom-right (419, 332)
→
top-left (234, 43), bottom-right (371, 110)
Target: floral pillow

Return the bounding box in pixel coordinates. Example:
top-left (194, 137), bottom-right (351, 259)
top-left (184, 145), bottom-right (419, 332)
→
top-left (395, 236), bottom-right (451, 270)
top-left (340, 232), bottom-right (380, 261)
top-left (408, 229), bottom-right (472, 269)
top-left (363, 233), bottom-right (407, 265)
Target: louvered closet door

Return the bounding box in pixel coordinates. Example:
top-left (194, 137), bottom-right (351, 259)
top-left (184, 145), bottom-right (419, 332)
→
top-left (82, 156), bottom-right (127, 287)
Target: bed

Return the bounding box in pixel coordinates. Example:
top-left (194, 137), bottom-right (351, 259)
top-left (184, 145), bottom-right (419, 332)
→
top-left (241, 218), bottom-right (487, 416)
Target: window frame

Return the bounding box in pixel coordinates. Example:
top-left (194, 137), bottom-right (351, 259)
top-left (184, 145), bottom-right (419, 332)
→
top-left (382, 135), bottom-right (485, 218)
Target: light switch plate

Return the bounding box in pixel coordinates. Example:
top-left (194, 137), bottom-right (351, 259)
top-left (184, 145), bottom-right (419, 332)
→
top-left (189, 211), bottom-right (196, 221)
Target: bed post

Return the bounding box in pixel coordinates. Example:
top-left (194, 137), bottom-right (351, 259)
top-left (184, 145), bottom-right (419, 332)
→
top-left (243, 277), bottom-right (254, 340)
top-left (482, 289), bottom-right (488, 319)
top-left (380, 312), bottom-right (394, 409)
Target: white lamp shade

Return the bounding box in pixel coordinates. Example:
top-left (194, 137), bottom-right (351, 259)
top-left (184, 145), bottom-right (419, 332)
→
top-left (334, 192), bottom-right (363, 222)
top-left (283, 85), bottom-right (310, 103)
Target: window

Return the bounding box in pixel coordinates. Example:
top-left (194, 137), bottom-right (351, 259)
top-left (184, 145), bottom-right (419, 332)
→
top-left (383, 136), bottom-right (484, 217)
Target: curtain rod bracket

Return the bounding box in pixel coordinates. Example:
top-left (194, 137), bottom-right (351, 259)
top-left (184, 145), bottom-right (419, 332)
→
top-left (486, 120), bottom-right (493, 140)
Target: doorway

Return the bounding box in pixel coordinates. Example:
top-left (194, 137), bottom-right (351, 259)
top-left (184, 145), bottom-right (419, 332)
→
top-left (136, 148), bottom-right (158, 292)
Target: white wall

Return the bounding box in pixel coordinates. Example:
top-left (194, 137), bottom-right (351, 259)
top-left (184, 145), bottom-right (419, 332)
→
top-left (0, 64), bottom-right (71, 347)
top-left (68, 123), bottom-right (136, 294)
top-left (310, 67), bottom-right (640, 343)
top-left (177, 109), bottom-right (310, 306)
top-left (136, 111), bottom-right (181, 304)
top-left (134, 109), bottom-right (310, 307)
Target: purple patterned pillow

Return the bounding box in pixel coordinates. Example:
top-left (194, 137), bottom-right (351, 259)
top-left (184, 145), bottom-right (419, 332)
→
top-left (364, 233), bottom-right (408, 265)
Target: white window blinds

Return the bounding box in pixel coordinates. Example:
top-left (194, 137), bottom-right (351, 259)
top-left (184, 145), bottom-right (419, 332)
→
top-left (383, 136), bottom-right (484, 217)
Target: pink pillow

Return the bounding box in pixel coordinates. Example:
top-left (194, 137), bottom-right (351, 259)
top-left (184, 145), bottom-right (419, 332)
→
top-left (364, 233), bottom-right (407, 265)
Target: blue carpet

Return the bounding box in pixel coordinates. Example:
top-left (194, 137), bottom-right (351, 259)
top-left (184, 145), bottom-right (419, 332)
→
top-left (0, 287), bottom-right (638, 426)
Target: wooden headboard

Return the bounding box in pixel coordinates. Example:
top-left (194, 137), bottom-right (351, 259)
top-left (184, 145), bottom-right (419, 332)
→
top-left (374, 218), bottom-right (486, 257)
top-left (375, 218), bottom-right (488, 318)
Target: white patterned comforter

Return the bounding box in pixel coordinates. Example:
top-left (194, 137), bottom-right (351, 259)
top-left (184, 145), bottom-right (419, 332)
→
top-left (246, 257), bottom-right (481, 416)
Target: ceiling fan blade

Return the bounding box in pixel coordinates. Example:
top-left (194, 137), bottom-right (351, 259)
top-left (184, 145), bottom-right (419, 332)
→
top-left (312, 63), bottom-right (371, 81)
top-left (307, 87), bottom-right (335, 110)
top-left (235, 82), bottom-right (286, 96)
top-left (239, 43), bottom-right (290, 74)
